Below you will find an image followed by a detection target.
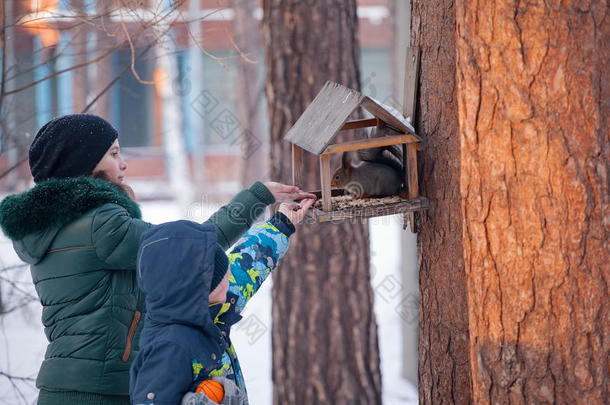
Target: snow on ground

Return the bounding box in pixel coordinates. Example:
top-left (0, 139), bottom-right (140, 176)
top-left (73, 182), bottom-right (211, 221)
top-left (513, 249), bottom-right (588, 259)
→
top-left (369, 215), bottom-right (418, 405)
top-left (0, 199), bottom-right (417, 404)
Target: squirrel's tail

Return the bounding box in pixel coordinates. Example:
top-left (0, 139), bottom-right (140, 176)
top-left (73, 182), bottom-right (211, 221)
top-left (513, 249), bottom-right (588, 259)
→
top-left (357, 124), bottom-right (403, 173)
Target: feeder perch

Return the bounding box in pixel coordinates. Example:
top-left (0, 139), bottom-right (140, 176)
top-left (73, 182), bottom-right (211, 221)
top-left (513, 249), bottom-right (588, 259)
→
top-left (283, 80), bottom-right (429, 223)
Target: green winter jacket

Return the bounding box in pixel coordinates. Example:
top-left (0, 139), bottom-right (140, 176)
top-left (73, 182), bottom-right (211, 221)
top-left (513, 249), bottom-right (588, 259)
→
top-left (0, 176), bottom-right (275, 398)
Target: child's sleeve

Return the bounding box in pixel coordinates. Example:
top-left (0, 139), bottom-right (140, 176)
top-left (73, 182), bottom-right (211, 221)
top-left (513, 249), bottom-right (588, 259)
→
top-left (130, 341), bottom-right (193, 405)
top-left (225, 212), bottom-right (295, 314)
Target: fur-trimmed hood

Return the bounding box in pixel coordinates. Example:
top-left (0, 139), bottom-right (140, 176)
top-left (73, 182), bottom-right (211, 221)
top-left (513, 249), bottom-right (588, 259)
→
top-left (0, 176), bottom-right (141, 263)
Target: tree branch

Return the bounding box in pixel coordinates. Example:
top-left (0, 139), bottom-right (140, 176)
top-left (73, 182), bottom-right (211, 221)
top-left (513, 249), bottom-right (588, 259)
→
top-left (0, 15), bottom-right (171, 180)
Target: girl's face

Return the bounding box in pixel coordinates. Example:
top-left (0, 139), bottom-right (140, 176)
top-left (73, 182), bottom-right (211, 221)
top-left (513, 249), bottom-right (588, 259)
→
top-left (209, 270), bottom-right (231, 304)
top-left (93, 140), bottom-right (127, 185)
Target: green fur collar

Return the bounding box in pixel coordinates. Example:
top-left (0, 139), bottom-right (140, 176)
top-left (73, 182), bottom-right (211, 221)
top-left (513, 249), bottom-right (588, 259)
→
top-left (0, 176), bottom-right (141, 241)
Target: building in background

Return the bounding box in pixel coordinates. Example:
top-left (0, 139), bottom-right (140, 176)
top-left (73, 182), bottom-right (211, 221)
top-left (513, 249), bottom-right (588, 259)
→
top-left (0, 0), bottom-right (396, 200)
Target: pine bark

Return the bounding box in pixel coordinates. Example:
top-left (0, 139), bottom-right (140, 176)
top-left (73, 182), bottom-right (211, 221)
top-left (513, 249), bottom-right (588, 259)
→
top-left (414, 0), bottom-right (609, 403)
top-left (411, 1), bottom-right (473, 403)
top-left (456, 1), bottom-right (609, 403)
top-left (263, 1), bottom-right (382, 404)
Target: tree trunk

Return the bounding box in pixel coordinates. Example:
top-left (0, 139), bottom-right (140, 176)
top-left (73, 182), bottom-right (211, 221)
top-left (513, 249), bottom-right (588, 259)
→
top-left (456, 1), bottom-right (609, 403)
top-left (411, 1), bottom-right (473, 403)
top-left (90, 2), bottom-right (113, 119)
top-left (155, 27), bottom-right (194, 211)
top-left (263, 1), bottom-right (382, 404)
top-left (414, 0), bottom-right (609, 403)
top-left (232, 0), bottom-right (267, 187)
top-left (71, 0), bottom-right (88, 113)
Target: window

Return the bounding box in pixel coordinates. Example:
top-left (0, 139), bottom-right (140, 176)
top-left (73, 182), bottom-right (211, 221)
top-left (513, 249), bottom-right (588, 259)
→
top-left (111, 48), bottom-right (153, 147)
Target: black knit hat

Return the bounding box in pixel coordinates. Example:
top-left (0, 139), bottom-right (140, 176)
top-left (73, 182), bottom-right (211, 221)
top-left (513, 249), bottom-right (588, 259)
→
top-left (29, 114), bottom-right (119, 183)
top-left (211, 245), bottom-right (229, 292)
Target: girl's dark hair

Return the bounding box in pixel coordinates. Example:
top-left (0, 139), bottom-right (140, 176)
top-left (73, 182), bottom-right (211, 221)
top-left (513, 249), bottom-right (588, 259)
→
top-left (91, 171), bottom-right (137, 201)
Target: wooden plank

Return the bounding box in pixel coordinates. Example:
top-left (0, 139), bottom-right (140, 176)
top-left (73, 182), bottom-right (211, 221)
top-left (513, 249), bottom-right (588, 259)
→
top-left (308, 188), bottom-right (346, 198)
top-left (402, 143), bottom-right (408, 193)
top-left (315, 197), bottom-right (429, 222)
top-left (284, 81), bottom-right (364, 155)
top-left (403, 47), bottom-right (421, 123)
top-left (322, 134), bottom-right (419, 155)
top-left (340, 118), bottom-right (379, 131)
top-left (291, 144), bottom-right (303, 187)
top-left (361, 96), bottom-right (416, 134)
top-left (319, 154), bottom-right (332, 211)
top-left (403, 47), bottom-right (421, 232)
top-left (407, 143), bottom-right (419, 199)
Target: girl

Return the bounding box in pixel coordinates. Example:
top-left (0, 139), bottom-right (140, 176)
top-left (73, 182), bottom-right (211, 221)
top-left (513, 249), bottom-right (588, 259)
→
top-left (0, 114), bottom-right (314, 405)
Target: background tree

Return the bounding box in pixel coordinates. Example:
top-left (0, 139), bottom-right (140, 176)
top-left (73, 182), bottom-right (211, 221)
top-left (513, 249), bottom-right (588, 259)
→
top-left (413, 0), bottom-right (609, 403)
top-left (231, 0), bottom-right (267, 186)
top-left (263, 1), bottom-right (382, 404)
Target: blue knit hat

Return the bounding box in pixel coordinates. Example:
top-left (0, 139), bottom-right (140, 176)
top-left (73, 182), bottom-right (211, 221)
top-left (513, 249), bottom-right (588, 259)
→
top-left (211, 245), bottom-right (229, 291)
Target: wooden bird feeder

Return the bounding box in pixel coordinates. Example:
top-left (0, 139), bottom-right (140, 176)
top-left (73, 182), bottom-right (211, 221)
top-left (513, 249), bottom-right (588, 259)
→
top-left (284, 79), bottom-right (429, 223)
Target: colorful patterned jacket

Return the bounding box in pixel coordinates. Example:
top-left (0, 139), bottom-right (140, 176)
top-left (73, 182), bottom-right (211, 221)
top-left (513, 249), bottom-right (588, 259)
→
top-left (130, 214), bottom-right (294, 405)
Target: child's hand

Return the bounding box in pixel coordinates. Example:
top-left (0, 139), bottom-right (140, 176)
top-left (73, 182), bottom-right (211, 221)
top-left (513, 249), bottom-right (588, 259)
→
top-left (278, 199), bottom-right (315, 225)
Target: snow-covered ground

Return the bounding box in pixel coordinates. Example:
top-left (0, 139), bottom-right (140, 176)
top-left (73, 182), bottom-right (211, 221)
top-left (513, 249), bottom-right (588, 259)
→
top-left (0, 200), bottom-right (417, 404)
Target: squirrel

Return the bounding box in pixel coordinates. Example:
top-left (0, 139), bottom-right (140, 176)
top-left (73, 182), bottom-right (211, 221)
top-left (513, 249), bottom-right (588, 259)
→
top-left (330, 123), bottom-right (404, 198)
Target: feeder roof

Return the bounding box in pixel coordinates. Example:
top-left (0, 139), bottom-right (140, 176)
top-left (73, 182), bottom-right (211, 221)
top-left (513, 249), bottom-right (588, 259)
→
top-left (284, 81), bottom-right (416, 155)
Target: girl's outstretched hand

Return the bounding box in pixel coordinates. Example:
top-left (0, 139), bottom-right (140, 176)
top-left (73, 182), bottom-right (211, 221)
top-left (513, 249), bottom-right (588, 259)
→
top-left (264, 182), bottom-right (317, 202)
top-left (278, 199), bottom-right (316, 225)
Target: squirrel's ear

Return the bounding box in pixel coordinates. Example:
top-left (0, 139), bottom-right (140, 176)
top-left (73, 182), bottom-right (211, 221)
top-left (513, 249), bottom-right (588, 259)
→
top-left (342, 152), bottom-right (350, 168)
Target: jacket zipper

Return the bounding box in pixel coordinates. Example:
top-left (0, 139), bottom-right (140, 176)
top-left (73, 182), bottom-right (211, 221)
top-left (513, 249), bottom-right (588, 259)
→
top-left (48, 245), bottom-right (94, 253)
top-left (121, 310), bottom-right (142, 362)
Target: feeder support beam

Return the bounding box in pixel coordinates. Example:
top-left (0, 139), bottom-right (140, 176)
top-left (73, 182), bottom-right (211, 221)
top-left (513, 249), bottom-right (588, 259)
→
top-left (292, 144), bottom-right (304, 188)
top-left (319, 154), bottom-right (332, 211)
top-left (322, 134), bottom-right (419, 155)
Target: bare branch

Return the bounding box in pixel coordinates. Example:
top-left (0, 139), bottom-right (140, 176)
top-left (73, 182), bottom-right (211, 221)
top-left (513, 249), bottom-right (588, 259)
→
top-left (0, 1), bottom-right (9, 116)
top-left (0, 371), bottom-right (36, 383)
top-left (228, 34), bottom-right (258, 65)
top-left (0, 371), bottom-right (37, 405)
top-left (0, 11), bottom-right (173, 180)
top-left (0, 263), bottom-right (29, 273)
top-left (4, 10), bottom-right (120, 83)
top-left (0, 156), bottom-right (27, 180)
top-left (0, 297), bottom-right (37, 316)
top-left (0, 275), bottom-right (37, 303)
top-left (120, 20), bottom-right (154, 85)
top-left (0, 0), bottom-right (201, 180)
top-left (3, 3), bottom-right (183, 96)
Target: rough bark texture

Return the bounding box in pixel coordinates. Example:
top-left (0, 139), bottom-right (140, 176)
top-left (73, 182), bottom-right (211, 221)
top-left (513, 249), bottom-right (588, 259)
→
top-left (411, 0), bottom-right (473, 403)
top-left (456, 1), bottom-right (609, 403)
top-left (263, 1), bottom-right (382, 404)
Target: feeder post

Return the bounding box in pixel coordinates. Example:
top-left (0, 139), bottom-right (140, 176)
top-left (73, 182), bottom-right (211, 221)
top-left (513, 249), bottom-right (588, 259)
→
top-left (404, 47), bottom-right (420, 200)
top-left (319, 154), bottom-right (332, 211)
top-left (403, 47), bottom-right (420, 124)
top-left (291, 144), bottom-right (304, 188)
top-left (403, 46), bottom-right (421, 231)
top-left (407, 144), bottom-right (419, 199)
top-left (402, 143), bottom-right (408, 194)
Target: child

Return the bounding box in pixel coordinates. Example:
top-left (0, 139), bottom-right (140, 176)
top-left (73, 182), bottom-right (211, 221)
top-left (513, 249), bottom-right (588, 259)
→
top-left (130, 199), bottom-right (314, 405)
